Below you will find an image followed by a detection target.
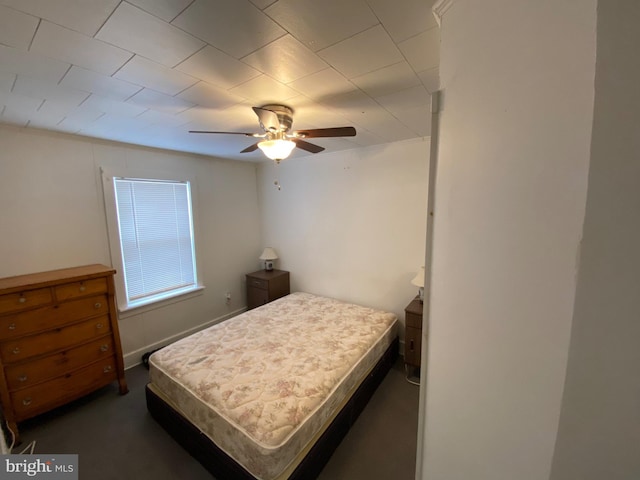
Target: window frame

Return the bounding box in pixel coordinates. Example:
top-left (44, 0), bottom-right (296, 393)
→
top-left (101, 167), bottom-right (204, 314)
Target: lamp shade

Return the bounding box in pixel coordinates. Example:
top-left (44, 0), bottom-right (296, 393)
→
top-left (411, 266), bottom-right (425, 287)
top-left (258, 139), bottom-right (296, 161)
top-left (259, 247), bottom-right (278, 261)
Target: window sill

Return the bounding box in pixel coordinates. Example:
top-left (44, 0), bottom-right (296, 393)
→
top-left (117, 285), bottom-right (205, 319)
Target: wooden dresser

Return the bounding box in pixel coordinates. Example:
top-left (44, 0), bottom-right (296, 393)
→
top-left (246, 269), bottom-right (290, 310)
top-left (0, 264), bottom-right (128, 438)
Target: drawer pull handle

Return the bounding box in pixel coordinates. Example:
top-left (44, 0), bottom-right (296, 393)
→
top-left (22, 397), bottom-right (32, 406)
top-left (96, 323), bottom-right (104, 329)
top-left (80, 285), bottom-right (86, 292)
top-left (410, 340), bottom-right (414, 351)
top-left (94, 302), bottom-right (102, 309)
top-left (18, 297), bottom-right (26, 304)
top-left (103, 365), bottom-right (112, 373)
top-left (18, 375), bottom-right (27, 382)
top-left (100, 344), bottom-right (109, 352)
top-left (12, 347), bottom-right (20, 355)
top-left (8, 323), bottom-right (16, 330)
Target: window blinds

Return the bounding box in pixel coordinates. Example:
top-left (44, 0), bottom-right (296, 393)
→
top-left (114, 178), bottom-right (196, 304)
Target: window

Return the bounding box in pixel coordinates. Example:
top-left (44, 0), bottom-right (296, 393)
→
top-left (102, 169), bottom-right (202, 311)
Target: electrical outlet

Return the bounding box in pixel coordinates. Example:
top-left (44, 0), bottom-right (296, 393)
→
top-left (225, 292), bottom-right (231, 305)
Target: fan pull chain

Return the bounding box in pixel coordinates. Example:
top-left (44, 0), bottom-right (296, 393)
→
top-left (274, 160), bottom-right (281, 190)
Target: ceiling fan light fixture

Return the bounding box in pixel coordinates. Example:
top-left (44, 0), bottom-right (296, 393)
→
top-left (258, 138), bottom-right (296, 162)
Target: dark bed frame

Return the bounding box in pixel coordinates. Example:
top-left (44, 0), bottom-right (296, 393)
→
top-left (146, 336), bottom-right (399, 480)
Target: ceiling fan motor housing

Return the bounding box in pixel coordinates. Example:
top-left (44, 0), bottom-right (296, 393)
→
top-left (261, 104), bottom-right (294, 132)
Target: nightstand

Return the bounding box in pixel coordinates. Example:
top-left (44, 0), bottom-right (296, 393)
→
top-left (246, 269), bottom-right (290, 310)
top-left (404, 296), bottom-right (423, 382)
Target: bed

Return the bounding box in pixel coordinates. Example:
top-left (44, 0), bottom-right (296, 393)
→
top-left (146, 292), bottom-right (399, 480)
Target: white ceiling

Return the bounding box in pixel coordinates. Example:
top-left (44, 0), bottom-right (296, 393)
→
top-left (0, 0), bottom-right (439, 161)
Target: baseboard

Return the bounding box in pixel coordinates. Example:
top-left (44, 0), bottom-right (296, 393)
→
top-left (123, 306), bottom-right (247, 369)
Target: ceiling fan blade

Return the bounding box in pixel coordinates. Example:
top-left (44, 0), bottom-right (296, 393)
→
top-left (240, 142), bottom-right (260, 153)
top-left (252, 107), bottom-right (280, 132)
top-left (292, 126), bottom-right (356, 138)
top-left (189, 130), bottom-right (259, 136)
top-left (293, 138), bottom-right (325, 154)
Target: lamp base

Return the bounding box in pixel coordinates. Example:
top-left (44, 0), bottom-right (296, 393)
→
top-left (264, 260), bottom-right (274, 271)
top-left (418, 287), bottom-right (424, 304)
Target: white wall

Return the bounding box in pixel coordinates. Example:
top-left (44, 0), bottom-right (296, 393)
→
top-left (0, 125), bottom-right (262, 367)
top-left (420, 1), bottom-right (596, 479)
top-left (550, 1), bottom-right (640, 478)
top-left (256, 138), bottom-right (430, 337)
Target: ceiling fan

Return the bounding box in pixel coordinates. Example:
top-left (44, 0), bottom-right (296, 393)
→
top-left (189, 104), bottom-right (356, 163)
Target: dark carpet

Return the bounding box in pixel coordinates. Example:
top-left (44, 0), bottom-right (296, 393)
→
top-left (15, 359), bottom-right (419, 479)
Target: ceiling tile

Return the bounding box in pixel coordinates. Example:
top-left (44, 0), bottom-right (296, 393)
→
top-left (78, 114), bottom-right (152, 137)
top-left (179, 101), bottom-right (258, 132)
top-left (13, 75), bottom-right (90, 105)
top-left (375, 85), bottom-right (431, 114)
top-left (96, 2), bottom-right (205, 68)
top-left (249, 0), bottom-right (276, 9)
top-left (175, 46), bottom-right (261, 90)
top-left (322, 89), bottom-right (413, 141)
top-left (243, 35), bottom-right (328, 83)
top-left (0, 5), bottom-right (39, 49)
top-left (398, 27), bottom-right (440, 73)
top-left (114, 56), bottom-right (198, 96)
top-left (127, 0), bottom-right (194, 22)
top-left (229, 75), bottom-right (299, 104)
top-left (61, 67), bottom-right (142, 101)
top-left (265, 0), bottom-right (378, 52)
top-left (351, 61), bottom-right (421, 98)
top-left (0, 45), bottom-right (70, 83)
top-left (318, 25), bottom-right (403, 79)
top-left (418, 67), bottom-right (440, 93)
top-left (58, 104), bottom-right (104, 124)
top-left (27, 110), bottom-right (66, 130)
top-left (45, 100), bottom-right (104, 122)
top-left (375, 85), bottom-right (432, 136)
top-left (366, 0), bottom-right (437, 43)
top-left (321, 89), bottom-right (382, 123)
top-left (288, 68), bottom-right (356, 102)
top-left (287, 99), bottom-right (355, 131)
top-left (136, 109), bottom-right (189, 127)
top-left (126, 88), bottom-right (194, 115)
top-left (0, 0), bottom-right (120, 36)
top-left (0, 90), bottom-right (42, 113)
top-left (345, 123), bottom-right (386, 147)
top-left (82, 94), bottom-right (148, 118)
top-left (0, 72), bottom-right (15, 93)
top-left (31, 21), bottom-right (133, 76)
top-left (172, 0), bottom-right (286, 58)
top-left (177, 82), bottom-right (246, 109)
top-left (1, 106), bottom-right (30, 127)
top-left (392, 105), bottom-right (432, 137)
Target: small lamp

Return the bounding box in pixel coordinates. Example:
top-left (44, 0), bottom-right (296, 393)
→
top-left (411, 266), bottom-right (425, 303)
top-left (259, 247), bottom-right (278, 271)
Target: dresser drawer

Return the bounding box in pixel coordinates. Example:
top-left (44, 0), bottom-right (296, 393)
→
top-left (406, 311), bottom-right (422, 329)
top-left (5, 336), bottom-right (115, 390)
top-left (11, 356), bottom-right (117, 420)
top-left (247, 277), bottom-right (268, 290)
top-left (0, 288), bottom-right (52, 315)
top-left (0, 294), bottom-right (108, 339)
top-left (1, 316), bottom-right (111, 363)
top-left (54, 278), bottom-right (107, 301)
top-left (404, 326), bottom-right (422, 367)
top-left (247, 287), bottom-right (269, 309)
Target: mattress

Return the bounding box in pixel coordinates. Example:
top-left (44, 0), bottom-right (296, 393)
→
top-left (148, 292), bottom-right (398, 480)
